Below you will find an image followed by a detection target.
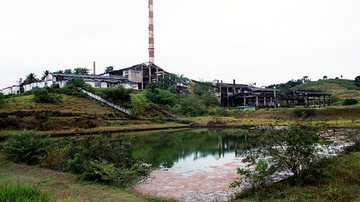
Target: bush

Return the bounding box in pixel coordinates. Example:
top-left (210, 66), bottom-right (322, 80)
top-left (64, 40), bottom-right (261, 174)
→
top-left (3, 131), bottom-right (49, 165)
top-left (32, 87), bottom-right (62, 104)
top-left (0, 93), bottom-right (4, 106)
top-left (174, 94), bottom-right (207, 117)
top-left (130, 92), bottom-right (150, 117)
top-left (62, 78), bottom-right (94, 96)
top-left (102, 86), bottom-right (131, 104)
top-left (44, 137), bottom-right (151, 187)
top-left (82, 159), bottom-right (117, 183)
top-left (355, 76), bottom-right (360, 87)
top-left (232, 124), bottom-right (322, 189)
top-left (293, 108), bottom-right (316, 118)
top-left (343, 99), bottom-right (358, 106)
top-left (0, 184), bottom-right (51, 202)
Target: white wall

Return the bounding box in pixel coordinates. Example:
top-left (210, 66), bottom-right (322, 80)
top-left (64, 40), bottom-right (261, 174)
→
top-left (23, 80), bottom-right (53, 92)
top-left (0, 87), bottom-right (12, 95)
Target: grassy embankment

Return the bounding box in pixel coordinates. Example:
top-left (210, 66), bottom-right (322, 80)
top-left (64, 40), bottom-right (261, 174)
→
top-left (185, 105), bottom-right (360, 128)
top-left (0, 154), bottom-right (162, 202)
top-left (235, 151), bottom-right (360, 202)
top-left (0, 95), bottom-right (187, 139)
top-left (293, 79), bottom-right (360, 104)
top-left (186, 79), bottom-right (360, 127)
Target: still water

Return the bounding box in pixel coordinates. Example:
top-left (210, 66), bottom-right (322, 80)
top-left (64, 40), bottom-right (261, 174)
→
top-left (127, 129), bottom-right (256, 174)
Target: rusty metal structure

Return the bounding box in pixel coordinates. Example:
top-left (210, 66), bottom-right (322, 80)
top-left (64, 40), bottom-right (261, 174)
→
top-left (214, 81), bottom-right (331, 108)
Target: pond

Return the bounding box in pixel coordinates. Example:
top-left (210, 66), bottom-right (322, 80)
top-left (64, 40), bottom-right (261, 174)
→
top-left (128, 129), bottom-right (256, 174)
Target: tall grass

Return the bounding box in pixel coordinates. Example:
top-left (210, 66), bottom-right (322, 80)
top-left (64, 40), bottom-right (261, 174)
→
top-left (0, 184), bottom-right (51, 202)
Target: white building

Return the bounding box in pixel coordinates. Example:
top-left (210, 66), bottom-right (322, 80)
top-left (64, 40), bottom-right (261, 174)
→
top-left (51, 73), bottom-right (138, 90)
top-left (0, 85), bottom-right (20, 95)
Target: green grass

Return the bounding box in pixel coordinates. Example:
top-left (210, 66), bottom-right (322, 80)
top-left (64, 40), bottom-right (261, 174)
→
top-left (0, 95), bottom-right (122, 116)
top-left (0, 154), bottom-right (164, 202)
top-left (0, 183), bottom-right (51, 202)
top-left (292, 79), bottom-right (360, 102)
top-left (235, 151), bottom-right (360, 202)
top-left (186, 105), bottom-right (360, 128)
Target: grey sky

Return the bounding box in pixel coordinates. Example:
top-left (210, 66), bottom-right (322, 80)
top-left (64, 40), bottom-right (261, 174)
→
top-left (1, 0), bottom-right (359, 88)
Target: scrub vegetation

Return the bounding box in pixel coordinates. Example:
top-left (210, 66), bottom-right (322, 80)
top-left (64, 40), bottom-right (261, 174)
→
top-left (3, 131), bottom-right (151, 187)
top-left (0, 184), bottom-right (51, 202)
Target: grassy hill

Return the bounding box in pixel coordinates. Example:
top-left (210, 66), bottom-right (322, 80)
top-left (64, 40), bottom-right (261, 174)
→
top-left (292, 79), bottom-right (360, 103)
top-left (0, 95), bottom-right (123, 116)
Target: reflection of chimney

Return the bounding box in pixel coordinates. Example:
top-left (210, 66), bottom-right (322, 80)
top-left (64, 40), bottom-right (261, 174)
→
top-left (93, 61), bottom-right (96, 75)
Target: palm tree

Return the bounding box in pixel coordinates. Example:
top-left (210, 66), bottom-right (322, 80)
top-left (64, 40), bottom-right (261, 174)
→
top-left (23, 73), bottom-right (37, 84)
top-left (41, 70), bottom-right (50, 81)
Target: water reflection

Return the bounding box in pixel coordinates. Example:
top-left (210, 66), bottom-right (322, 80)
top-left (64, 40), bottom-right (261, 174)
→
top-left (129, 129), bottom-right (255, 170)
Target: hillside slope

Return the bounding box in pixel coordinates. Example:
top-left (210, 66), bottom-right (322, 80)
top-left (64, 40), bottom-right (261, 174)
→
top-left (0, 95), bottom-right (126, 131)
top-left (292, 79), bottom-right (360, 101)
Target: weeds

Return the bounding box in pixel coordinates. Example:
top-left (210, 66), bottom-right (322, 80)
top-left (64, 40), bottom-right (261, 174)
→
top-left (0, 184), bottom-right (51, 202)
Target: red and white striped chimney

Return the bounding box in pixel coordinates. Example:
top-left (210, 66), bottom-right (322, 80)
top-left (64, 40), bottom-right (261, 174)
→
top-left (148, 0), bottom-right (155, 64)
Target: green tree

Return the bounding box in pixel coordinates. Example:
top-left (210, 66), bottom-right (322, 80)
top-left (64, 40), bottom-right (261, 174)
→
top-left (232, 124), bottom-right (322, 189)
top-left (63, 78), bottom-right (94, 96)
top-left (74, 68), bottom-right (89, 75)
top-left (0, 93), bottom-right (5, 106)
top-left (355, 76), bottom-right (360, 87)
top-left (41, 70), bottom-right (50, 80)
top-left (102, 86), bottom-right (131, 104)
top-left (3, 130), bottom-right (49, 165)
top-left (64, 69), bottom-right (72, 74)
top-left (105, 66), bottom-right (114, 73)
top-left (23, 73), bottom-right (38, 84)
top-left (32, 87), bottom-right (62, 104)
top-left (130, 92), bottom-right (150, 117)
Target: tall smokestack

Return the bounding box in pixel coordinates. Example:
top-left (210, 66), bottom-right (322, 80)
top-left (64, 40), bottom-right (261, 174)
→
top-left (93, 61), bottom-right (96, 75)
top-left (149, 0), bottom-right (155, 64)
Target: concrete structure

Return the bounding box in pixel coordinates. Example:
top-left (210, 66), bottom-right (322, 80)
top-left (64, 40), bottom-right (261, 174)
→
top-left (51, 73), bottom-right (138, 90)
top-left (0, 85), bottom-right (20, 95)
top-left (102, 62), bottom-right (168, 89)
top-left (214, 80), bottom-right (331, 108)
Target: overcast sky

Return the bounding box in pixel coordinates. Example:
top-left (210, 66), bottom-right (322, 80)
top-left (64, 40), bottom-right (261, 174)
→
top-left (1, 0), bottom-right (359, 88)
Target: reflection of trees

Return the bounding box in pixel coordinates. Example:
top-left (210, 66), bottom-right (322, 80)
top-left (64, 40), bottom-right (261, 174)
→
top-left (127, 129), bottom-right (258, 168)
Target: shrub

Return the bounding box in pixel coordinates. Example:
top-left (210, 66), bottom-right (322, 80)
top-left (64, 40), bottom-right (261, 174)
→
top-left (3, 131), bottom-right (49, 165)
top-left (329, 96), bottom-right (341, 105)
top-left (45, 137), bottom-right (151, 187)
top-left (102, 86), bottom-right (131, 104)
top-left (145, 88), bottom-right (177, 106)
top-left (201, 92), bottom-right (218, 107)
top-left (232, 124), bottom-right (322, 189)
top-left (293, 108), bottom-right (316, 118)
top-left (32, 87), bottom-right (62, 104)
top-left (0, 184), bottom-right (51, 202)
top-left (82, 159), bottom-right (117, 183)
top-left (62, 78), bottom-right (94, 96)
top-left (174, 94), bottom-right (207, 117)
top-left (130, 92), bottom-right (150, 117)
top-left (355, 76), bottom-right (360, 87)
top-left (343, 99), bottom-right (358, 106)
top-left (0, 93), bottom-right (4, 107)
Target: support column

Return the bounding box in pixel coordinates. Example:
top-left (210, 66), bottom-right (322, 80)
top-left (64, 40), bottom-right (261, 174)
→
top-left (263, 97), bottom-right (266, 107)
top-left (256, 96), bottom-right (259, 107)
